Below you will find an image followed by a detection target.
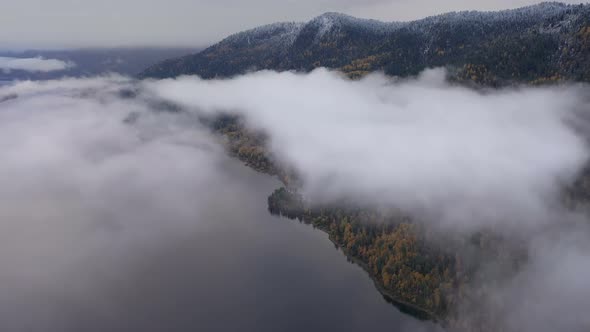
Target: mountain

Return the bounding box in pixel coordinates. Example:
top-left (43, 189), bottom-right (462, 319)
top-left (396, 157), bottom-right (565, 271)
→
top-left (140, 2), bottom-right (590, 85)
top-left (135, 3), bottom-right (590, 330)
top-left (0, 47), bottom-right (200, 81)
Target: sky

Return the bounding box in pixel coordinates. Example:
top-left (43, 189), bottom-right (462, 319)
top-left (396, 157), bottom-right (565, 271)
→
top-left (0, 0), bottom-right (586, 48)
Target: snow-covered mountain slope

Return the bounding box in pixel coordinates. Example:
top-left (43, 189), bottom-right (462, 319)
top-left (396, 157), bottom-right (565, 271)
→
top-left (306, 12), bottom-right (405, 39)
top-left (219, 22), bottom-right (305, 49)
top-left (140, 2), bottom-right (590, 84)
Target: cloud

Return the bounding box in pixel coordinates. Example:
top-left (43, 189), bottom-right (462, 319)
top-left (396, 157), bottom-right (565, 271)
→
top-left (1, 72), bottom-right (589, 331)
top-left (499, 221), bottom-right (590, 332)
top-left (0, 56), bottom-right (74, 72)
top-left (147, 68), bottom-right (590, 232)
top-left (0, 75), bottom-right (441, 332)
top-left (0, 77), bottom-right (235, 330)
top-left (146, 69), bottom-right (590, 331)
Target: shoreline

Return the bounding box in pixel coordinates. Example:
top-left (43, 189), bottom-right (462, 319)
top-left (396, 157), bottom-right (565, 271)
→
top-left (327, 232), bottom-right (439, 322)
top-left (212, 119), bottom-right (447, 326)
top-left (296, 217), bottom-right (440, 323)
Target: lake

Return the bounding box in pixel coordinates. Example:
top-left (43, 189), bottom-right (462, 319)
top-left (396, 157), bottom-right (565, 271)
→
top-left (0, 146), bottom-right (442, 332)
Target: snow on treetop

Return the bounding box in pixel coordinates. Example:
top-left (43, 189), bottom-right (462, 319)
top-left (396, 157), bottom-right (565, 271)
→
top-left (308, 12), bottom-right (405, 38)
top-left (219, 22), bottom-right (305, 48)
top-left (410, 2), bottom-right (582, 26)
top-left (213, 2), bottom-right (588, 49)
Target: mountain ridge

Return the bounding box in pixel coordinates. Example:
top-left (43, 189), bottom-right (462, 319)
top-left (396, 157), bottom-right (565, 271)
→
top-left (138, 4), bottom-right (590, 330)
top-left (140, 2), bottom-right (590, 84)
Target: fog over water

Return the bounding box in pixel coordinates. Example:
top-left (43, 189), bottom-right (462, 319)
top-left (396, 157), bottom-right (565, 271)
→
top-left (0, 77), bottom-right (439, 331)
top-left (1, 71), bottom-right (589, 331)
top-left (148, 69), bottom-right (590, 331)
top-left (4, 157), bottom-right (438, 331)
top-left (149, 69), bottom-right (590, 232)
top-left (0, 56), bottom-right (74, 73)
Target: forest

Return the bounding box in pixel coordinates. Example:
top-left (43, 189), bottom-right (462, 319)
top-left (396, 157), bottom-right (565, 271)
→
top-left (143, 4), bottom-right (590, 330)
top-left (209, 115), bottom-right (537, 331)
top-left (141, 3), bottom-right (590, 85)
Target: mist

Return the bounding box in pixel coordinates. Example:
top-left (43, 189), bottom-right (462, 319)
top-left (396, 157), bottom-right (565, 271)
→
top-left (145, 69), bottom-right (590, 331)
top-left (1, 70), bottom-right (589, 331)
top-left (0, 56), bottom-right (74, 72)
top-left (148, 68), bottom-right (590, 231)
top-left (0, 77), bottom-right (237, 330)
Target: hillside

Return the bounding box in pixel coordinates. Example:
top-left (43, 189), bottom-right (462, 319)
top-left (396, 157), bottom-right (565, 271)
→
top-left (209, 101), bottom-right (590, 331)
top-left (140, 2), bottom-right (590, 84)
top-left (140, 3), bottom-right (590, 330)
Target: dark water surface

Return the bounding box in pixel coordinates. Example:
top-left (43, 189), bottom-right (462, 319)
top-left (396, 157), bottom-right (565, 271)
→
top-left (6, 155), bottom-right (442, 332)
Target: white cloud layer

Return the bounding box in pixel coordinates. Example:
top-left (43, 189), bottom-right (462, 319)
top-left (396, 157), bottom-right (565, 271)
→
top-left (1, 72), bottom-right (589, 331)
top-left (0, 56), bottom-right (74, 72)
top-left (0, 76), bottom-right (235, 330)
top-left (146, 69), bottom-right (590, 331)
top-left (148, 68), bottom-right (590, 231)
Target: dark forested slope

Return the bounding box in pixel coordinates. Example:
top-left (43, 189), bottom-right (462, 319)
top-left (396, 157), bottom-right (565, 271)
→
top-left (140, 2), bottom-right (590, 84)
top-left (141, 3), bottom-right (590, 330)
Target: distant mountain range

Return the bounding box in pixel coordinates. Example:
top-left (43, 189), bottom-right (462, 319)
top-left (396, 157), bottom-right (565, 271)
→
top-left (0, 48), bottom-right (200, 81)
top-left (140, 2), bottom-right (590, 85)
